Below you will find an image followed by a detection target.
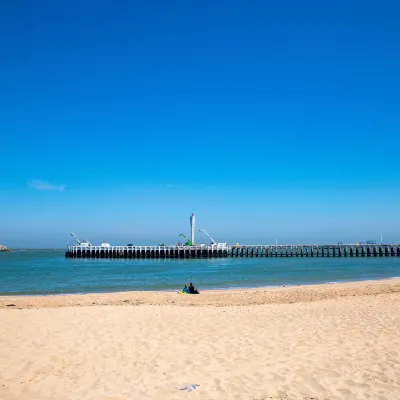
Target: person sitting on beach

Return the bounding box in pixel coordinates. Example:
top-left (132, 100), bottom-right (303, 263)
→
top-left (188, 282), bottom-right (199, 294)
top-left (182, 285), bottom-right (189, 294)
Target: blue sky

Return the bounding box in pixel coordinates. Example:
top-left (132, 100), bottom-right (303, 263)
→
top-left (1, 0), bottom-right (400, 247)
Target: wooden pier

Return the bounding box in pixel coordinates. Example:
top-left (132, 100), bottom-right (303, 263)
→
top-left (66, 244), bottom-right (400, 259)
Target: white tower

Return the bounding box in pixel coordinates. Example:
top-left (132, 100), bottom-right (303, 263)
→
top-left (190, 213), bottom-right (195, 245)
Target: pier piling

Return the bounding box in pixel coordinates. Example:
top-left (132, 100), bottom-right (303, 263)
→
top-left (66, 244), bottom-right (400, 259)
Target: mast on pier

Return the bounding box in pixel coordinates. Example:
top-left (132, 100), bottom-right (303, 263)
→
top-left (190, 213), bottom-right (195, 245)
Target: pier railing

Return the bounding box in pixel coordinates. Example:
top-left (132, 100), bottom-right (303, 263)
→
top-left (65, 244), bottom-right (400, 259)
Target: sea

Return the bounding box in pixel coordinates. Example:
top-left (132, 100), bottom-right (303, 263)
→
top-left (0, 249), bottom-right (399, 295)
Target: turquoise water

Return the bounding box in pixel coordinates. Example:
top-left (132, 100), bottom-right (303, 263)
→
top-left (0, 249), bottom-right (399, 295)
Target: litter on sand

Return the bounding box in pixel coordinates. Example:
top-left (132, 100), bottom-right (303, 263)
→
top-left (178, 384), bottom-right (199, 392)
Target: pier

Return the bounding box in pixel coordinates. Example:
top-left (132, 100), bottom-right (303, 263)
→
top-left (66, 244), bottom-right (400, 259)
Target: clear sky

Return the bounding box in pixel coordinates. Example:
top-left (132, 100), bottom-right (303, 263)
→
top-left (1, 0), bottom-right (400, 247)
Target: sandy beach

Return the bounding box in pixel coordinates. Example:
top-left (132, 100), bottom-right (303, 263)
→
top-left (1, 279), bottom-right (400, 400)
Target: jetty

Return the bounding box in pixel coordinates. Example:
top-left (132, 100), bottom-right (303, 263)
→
top-left (66, 215), bottom-right (400, 259)
top-left (0, 245), bottom-right (11, 252)
top-left (66, 244), bottom-right (400, 259)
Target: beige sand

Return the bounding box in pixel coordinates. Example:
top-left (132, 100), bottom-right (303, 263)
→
top-left (1, 280), bottom-right (400, 400)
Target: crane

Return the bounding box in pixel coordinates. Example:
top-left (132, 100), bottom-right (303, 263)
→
top-left (70, 232), bottom-right (92, 246)
top-left (199, 229), bottom-right (216, 245)
top-left (178, 233), bottom-right (193, 246)
top-left (70, 232), bottom-right (81, 244)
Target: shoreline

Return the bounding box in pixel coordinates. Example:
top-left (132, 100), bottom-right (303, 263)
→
top-left (1, 277), bottom-right (399, 309)
top-left (1, 274), bottom-right (400, 298)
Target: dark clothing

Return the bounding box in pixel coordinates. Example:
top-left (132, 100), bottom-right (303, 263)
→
top-left (188, 284), bottom-right (199, 294)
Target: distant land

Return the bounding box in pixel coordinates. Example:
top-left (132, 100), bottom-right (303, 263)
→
top-left (0, 245), bottom-right (11, 252)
